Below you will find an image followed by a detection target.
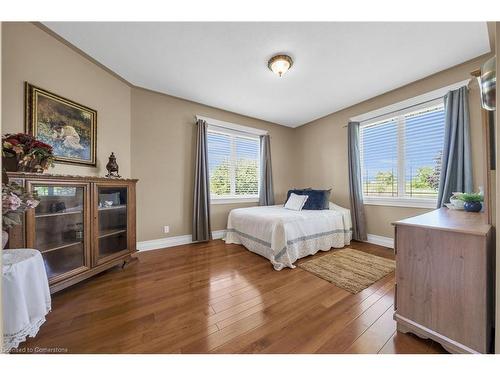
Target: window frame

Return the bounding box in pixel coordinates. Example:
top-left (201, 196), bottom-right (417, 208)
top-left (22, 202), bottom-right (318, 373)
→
top-left (206, 124), bottom-right (262, 205)
top-left (359, 98), bottom-right (445, 209)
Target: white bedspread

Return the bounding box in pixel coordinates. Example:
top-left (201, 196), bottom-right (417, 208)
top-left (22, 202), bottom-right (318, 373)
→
top-left (224, 202), bottom-right (352, 270)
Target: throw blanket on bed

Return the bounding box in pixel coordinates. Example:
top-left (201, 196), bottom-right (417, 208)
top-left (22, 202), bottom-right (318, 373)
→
top-left (224, 203), bottom-right (352, 270)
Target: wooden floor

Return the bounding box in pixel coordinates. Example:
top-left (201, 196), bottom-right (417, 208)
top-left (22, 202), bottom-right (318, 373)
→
top-left (19, 240), bottom-right (446, 354)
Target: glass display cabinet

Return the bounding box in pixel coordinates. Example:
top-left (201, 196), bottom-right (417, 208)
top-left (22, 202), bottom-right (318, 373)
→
top-left (8, 172), bottom-right (138, 293)
top-left (94, 184), bottom-right (132, 266)
top-left (26, 181), bottom-right (91, 284)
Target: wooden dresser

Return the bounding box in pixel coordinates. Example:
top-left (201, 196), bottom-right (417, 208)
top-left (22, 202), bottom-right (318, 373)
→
top-left (393, 208), bottom-right (494, 354)
top-left (6, 172), bottom-right (138, 293)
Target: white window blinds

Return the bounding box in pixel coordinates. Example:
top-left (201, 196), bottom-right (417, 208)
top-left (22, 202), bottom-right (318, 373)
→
top-left (360, 100), bottom-right (445, 204)
top-left (207, 127), bottom-right (261, 200)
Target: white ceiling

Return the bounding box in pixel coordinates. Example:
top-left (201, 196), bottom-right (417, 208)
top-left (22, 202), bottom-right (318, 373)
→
top-left (43, 22), bottom-right (490, 127)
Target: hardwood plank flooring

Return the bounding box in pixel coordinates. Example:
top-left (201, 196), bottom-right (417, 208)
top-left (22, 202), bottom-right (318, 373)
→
top-left (17, 240), bottom-right (447, 354)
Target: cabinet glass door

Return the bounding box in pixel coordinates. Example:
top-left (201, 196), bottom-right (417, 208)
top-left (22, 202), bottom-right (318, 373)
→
top-left (96, 185), bottom-right (129, 263)
top-left (30, 183), bottom-right (89, 281)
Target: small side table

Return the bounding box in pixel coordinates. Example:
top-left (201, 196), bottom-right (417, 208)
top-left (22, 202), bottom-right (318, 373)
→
top-left (2, 249), bottom-right (51, 353)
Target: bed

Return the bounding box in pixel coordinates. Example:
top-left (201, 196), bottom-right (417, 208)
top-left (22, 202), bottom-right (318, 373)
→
top-left (224, 202), bottom-right (352, 270)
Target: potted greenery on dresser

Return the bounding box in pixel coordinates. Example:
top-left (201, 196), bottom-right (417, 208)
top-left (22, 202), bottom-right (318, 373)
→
top-left (459, 193), bottom-right (484, 213)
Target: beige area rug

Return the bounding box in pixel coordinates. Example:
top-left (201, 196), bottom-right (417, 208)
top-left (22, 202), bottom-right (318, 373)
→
top-left (298, 248), bottom-right (395, 294)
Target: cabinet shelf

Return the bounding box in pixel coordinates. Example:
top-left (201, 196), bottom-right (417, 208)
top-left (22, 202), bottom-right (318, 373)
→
top-left (39, 240), bottom-right (83, 254)
top-left (98, 205), bottom-right (127, 211)
top-left (98, 229), bottom-right (127, 239)
top-left (36, 210), bottom-right (83, 218)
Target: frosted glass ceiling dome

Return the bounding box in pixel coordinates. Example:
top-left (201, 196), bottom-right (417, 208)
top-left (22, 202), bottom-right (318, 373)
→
top-left (268, 54), bottom-right (293, 77)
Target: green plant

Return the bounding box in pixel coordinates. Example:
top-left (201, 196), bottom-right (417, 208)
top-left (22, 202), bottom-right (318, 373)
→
top-left (374, 171), bottom-right (395, 193)
top-left (458, 193), bottom-right (483, 203)
top-left (209, 158), bottom-right (258, 196)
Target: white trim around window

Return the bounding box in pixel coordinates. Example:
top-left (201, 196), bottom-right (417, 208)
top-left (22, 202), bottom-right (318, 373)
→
top-left (196, 115), bottom-right (268, 136)
top-left (350, 79), bottom-right (469, 124)
top-left (363, 197), bottom-right (437, 209)
top-left (205, 118), bottom-right (262, 205)
top-left (210, 196), bottom-right (260, 205)
top-left (358, 97), bottom-right (447, 209)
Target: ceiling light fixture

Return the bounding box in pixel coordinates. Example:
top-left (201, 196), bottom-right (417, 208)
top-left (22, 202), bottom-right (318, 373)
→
top-left (268, 54), bottom-right (293, 78)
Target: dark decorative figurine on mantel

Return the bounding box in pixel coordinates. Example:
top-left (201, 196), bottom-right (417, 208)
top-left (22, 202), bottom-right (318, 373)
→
top-left (105, 152), bottom-right (121, 178)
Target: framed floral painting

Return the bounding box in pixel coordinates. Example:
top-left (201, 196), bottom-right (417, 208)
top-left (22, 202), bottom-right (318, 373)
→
top-left (25, 82), bottom-right (97, 166)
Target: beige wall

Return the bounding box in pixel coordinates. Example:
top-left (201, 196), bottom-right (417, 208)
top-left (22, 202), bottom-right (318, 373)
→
top-left (131, 87), bottom-right (298, 241)
top-left (295, 55), bottom-right (492, 238)
top-left (1, 22), bottom-right (132, 177)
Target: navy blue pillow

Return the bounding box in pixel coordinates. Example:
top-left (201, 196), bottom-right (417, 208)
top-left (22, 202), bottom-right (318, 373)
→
top-left (286, 188), bottom-right (331, 210)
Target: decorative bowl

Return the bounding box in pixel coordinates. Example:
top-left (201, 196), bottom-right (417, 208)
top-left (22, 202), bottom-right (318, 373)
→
top-left (445, 203), bottom-right (464, 210)
top-left (450, 193), bottom-right (464, 209)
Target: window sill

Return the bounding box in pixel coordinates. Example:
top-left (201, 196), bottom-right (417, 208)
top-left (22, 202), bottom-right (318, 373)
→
top-left (210, 197), bottom-right (260, 205)
top-left (363, 197), bottom-right (437, 209)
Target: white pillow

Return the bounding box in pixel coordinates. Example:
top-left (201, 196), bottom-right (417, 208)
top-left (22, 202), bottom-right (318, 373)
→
top-left (284, 193), bottom-right (309, 211)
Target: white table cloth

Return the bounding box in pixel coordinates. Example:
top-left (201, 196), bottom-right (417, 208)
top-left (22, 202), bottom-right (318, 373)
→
top-left (2, 249), bottom-right (51, 352)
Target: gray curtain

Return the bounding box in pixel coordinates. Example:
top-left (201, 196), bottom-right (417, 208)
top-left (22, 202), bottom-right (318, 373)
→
top-left (347, 121), bottom-right (367, 241)
top-left (192, 119), bottom-right (212, 242)
top-left (437, 86), bottom-right (473, 207)
top-left (259, 134), bottom-right (275, 206)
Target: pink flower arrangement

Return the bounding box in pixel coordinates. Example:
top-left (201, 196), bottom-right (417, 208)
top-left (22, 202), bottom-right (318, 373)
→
top-left (3, 192), bottom-right (22, 211)
top-left (26, 199), bottom-right (39, 208)
top-left (2, 182), bottom-right (39, 230)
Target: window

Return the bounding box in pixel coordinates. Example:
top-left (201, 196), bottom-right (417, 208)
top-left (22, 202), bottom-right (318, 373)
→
top-left (360, 99), bottom-right (445, 208)
top-left (207, 126), bottom-right (261, 203)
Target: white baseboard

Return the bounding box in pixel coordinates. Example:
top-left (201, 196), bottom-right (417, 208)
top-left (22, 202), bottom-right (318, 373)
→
top-left (138, 230), bottom-right (394, 252)
top-left (365, 234), bottom-right (394, 249)
top-left (212, 230), bottom-right (226, 240)
top-left (137, 230), bottom-right (226, 252)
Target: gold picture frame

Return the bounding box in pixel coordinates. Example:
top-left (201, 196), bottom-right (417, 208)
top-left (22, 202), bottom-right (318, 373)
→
top-left (25, 82), bottom-right (97, 167)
